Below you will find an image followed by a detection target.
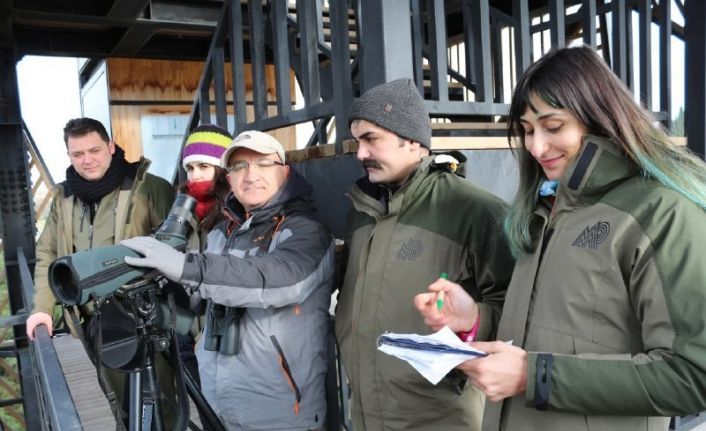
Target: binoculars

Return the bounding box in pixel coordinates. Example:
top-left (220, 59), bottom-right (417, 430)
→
top-left (203, 302), bottom-right (244, 356)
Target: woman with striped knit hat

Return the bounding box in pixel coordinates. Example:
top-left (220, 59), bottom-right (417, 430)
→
top-left (179, 124), bottom-right (233, 238)
top-left (176, 124), bottom-right (232, 430)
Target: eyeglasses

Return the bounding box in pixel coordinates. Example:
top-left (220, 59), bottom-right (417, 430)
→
top-left (226, 159), bottom-right (284, 173)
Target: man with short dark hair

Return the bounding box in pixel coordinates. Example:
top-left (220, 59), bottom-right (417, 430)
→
top-left (25, 117), bottom-right (175, 426)
top-left (335, 78), bottom-right (515, 430)
top-left (26, 117), bottom-right (175, 338)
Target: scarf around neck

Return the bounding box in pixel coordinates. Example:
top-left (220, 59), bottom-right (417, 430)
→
top-left (65, 145), bottom-right (135, 204)
top-left (186, 180), bottom-right (216, 220)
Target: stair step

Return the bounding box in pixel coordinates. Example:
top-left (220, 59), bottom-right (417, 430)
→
top-left (321, 27), bottom-right (357, 40)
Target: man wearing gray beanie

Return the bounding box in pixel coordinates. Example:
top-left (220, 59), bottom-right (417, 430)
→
top-left (335, 78), bottom-right (515, 430)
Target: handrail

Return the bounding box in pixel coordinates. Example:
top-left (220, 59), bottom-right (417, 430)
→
top-left (16, 246), bottom-right (82, 430)
top-left (31, 326), bottom-right (82, 431)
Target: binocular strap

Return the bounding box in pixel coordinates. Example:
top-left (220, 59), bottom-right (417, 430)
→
top-left (66, 305), bottom-right (128, 431)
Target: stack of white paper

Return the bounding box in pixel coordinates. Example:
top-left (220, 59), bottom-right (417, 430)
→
top-left (377, 326), bottom-right (486, 385)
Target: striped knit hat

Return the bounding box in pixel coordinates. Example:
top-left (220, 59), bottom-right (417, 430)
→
top-left (182, 125), bottom-right (233, 169)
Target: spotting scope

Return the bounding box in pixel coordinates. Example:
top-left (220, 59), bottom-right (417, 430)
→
top-left (48, 193), bottom-right (196, 306)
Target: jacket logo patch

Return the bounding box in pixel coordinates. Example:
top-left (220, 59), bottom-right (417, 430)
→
top-left (572, 221), bottom-right (610, 250)
top-left (396, 238), bottom-right (423, 261)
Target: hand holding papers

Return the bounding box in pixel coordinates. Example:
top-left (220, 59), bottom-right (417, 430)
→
top-left (377, 326), bottom-right (486, 384)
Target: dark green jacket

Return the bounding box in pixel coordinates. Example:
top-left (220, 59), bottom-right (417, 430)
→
top-left (483, 136), bottom-right (706, 430)
top-left (335, 156), bottom-right (514, 430)
top-left (33, 158), bottom-right (174, 316)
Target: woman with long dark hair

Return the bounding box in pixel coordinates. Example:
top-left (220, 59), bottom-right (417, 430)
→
top-left (174, 124), bottom-right (232, 430)
top-left (415, 46), bottom-right (706, 429)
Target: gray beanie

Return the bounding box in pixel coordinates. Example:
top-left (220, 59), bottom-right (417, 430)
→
top-left (349, 78), bottom-right (431, 148)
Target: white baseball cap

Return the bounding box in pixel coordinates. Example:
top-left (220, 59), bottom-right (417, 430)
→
top-left (221, 130), bottom-right (286, 167)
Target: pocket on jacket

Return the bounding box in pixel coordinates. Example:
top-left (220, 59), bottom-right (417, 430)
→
top-left (385, 361), bottom-right (464, 412)
top-left (270, 335), bottom-right (302, 416)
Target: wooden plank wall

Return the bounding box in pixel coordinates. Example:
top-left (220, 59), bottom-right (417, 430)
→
top-left (106, 58), bottom-right (296, 162)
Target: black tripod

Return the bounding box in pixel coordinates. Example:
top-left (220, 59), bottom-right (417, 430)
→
top-left (126, 326), bottom-right (167, 431)
top-left (106, 278), bottom-right (226, 431)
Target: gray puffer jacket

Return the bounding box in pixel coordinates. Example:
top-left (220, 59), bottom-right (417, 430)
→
top-left (180, 170), bottom-right (334, 430)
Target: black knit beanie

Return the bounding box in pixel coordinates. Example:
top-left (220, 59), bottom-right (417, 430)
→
top-left (348, 78), bottom-right (431, 148)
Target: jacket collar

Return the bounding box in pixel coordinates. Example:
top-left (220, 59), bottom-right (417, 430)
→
top-left (348, 156), bottom-right (435, 219)
top-left (553, 134), bottom-right (639, 211)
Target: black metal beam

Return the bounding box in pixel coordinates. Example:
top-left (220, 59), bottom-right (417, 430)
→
top-left (296, 0), bottom-right (322, 105)
top-left (428, 0), bottom-right (449, 102)
top-left (425, 100), bottom-right (510, 116)
top-left (411, 0), bottom-right (425, 95)
top-left (659, 0), bottom-right (671, 128)
top-left (582, 0), bottom-right (597, 48)
top-left (611, 0), bottom-right (627, 81)
top-left (685, 0), bottom-right (706, 158)
top-left (108, 0), bottom-right (149, 18)
top-left (249, 101), bottom-right (335, 132)
top-left (329, 0), bottom-right (353, 152)
top-left (638, 0), bottom-right (652, 108)
top-left (149, 0), bottom-right (222, 24)
top-left (357, 0), bottom-right (414, 91)
top-left (111, 26), bottom-right (154, 55)
top-left (549, 0), bottom-right (566, 48)
top-left (491, 17), bottom-right (505, 103)
top-left (0, 52), bottom-right (40, 430)
top-left (248, 0), bottom-right (267, 121)
top-left (199, 60), bottom-right (212, 124)
top-left (513, 0), bottom-right (531, 77)
top-left (271, 0), bottom-right (291, 116)
top-left (229, 1), bottom-right (247, 132)
top-left (469, 0), bottom-right (492, 102)
top-left (213, 44), bottom-right (228, 128)
top-left (13, 9), bottom-right (215, 33)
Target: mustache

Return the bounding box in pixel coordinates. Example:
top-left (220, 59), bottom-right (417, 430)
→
top-left (362, 160), bottom-right (382, 169)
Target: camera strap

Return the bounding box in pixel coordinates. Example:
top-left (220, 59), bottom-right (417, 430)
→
top-left (66, 304), bottom-right (128, 431)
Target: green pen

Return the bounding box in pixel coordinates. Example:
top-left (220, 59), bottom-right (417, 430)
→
top-left (436, 272), bottom-right (448, 311)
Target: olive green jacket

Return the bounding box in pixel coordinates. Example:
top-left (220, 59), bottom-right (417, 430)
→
top-left (335, 156), bottom-right (514, 430)
top-left (483, 136), bottom-right (706, 430)
top-left (32, 158), bottom-right (174, 316)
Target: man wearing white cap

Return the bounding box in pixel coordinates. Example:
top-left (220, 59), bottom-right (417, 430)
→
top-left (121, 130), bottom-right (334, 430)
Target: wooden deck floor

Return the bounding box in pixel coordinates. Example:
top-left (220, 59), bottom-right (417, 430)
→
top-left (52, 334), bottom-right (117, 430)
top-left (52, 334), bottom-right (204, 430)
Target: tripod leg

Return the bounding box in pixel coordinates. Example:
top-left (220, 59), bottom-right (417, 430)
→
top-left (129, 372), bottom-right (142, 431)
top-left (142, 365), bottom-right (165, 431)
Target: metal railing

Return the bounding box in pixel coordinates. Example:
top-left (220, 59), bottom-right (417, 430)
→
top-left (177, 0), bottom-right (682, 156)
top-left (0, 247), bottom-right (80, 431)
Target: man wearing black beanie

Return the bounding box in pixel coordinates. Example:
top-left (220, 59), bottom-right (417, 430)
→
top-left (335, 78), bottom-right (515, 430)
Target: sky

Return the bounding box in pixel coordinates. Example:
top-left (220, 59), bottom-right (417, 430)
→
top-left (16, 57), bottom-right (81, 183)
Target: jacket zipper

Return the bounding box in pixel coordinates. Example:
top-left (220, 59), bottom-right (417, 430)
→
top-left (270, 335), bottom-right (301, 416)
top-left (89, 203), bottom-right (95, 247)
top-left (79, 203), bottom-right (87, 233)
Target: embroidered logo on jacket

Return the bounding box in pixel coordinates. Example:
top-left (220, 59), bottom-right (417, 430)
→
top-left (572, 221), bottom-right (610, 250)
top-left (396, 238), bottom-right (424, 261)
